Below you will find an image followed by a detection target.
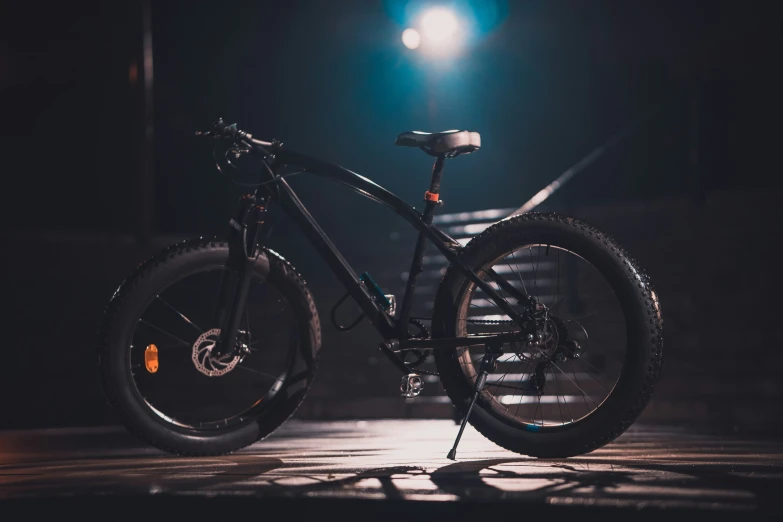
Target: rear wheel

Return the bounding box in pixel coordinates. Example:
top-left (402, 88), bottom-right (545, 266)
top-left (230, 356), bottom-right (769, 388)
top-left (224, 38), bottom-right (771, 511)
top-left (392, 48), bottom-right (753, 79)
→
top-left (98, 238), bottom-right (320, 455)
top-left (433, 213), bottom-right (663, 457)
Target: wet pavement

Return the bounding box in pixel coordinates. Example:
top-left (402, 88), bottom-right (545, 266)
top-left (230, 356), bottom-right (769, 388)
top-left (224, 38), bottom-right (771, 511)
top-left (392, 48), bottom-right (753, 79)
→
top-left (1, 420), bottom-right (782, 519)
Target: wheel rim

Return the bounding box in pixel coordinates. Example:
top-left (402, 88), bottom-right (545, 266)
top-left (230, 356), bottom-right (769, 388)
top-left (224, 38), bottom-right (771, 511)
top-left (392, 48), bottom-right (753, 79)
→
top-left (456, 244), bottom-right (628, 431)
top-left (128, 267), bottom-right (298, 431)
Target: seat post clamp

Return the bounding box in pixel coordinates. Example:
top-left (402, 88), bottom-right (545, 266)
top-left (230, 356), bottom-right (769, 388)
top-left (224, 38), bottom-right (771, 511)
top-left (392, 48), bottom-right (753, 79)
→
top-left (424, 191), bottom-right (440, 202)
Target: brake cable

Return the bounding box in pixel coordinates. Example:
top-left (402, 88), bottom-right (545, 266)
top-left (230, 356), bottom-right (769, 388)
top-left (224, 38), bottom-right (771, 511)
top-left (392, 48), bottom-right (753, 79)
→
top-left (212, 142), bottom-right (307, 189)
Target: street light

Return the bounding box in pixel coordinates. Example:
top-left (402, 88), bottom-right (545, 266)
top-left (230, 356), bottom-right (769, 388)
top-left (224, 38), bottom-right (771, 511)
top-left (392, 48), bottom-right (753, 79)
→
top-left (420, 7), bottom-right (458, 43)
top-left (401, 7), bottom-right (462, 54)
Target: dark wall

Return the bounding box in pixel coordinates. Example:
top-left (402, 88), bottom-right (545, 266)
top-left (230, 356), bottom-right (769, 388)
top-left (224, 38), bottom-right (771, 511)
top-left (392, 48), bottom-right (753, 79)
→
top-left (2, 190), bottom-right (781, 432)
top-left (1, 1), bottom-right (782, 430)
top-left (2, 1), bottom-right (781, 236)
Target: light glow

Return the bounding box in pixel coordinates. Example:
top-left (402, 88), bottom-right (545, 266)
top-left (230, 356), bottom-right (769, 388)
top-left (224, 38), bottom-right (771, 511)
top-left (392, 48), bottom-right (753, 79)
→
top-left (401, 28), bottom-right (421, 49)
top-left (420, 8), bottom-right (459, 43)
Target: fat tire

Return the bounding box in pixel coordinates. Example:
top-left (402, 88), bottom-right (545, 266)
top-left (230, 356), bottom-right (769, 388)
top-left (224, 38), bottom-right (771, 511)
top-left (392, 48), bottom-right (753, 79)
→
top-left (97, 238), bottom-right (321, 456)
top-left (433, 213), bottom-right (663, 457)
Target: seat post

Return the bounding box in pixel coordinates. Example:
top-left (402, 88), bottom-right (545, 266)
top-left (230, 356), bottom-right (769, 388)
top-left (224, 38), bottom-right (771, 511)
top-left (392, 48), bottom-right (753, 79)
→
top-left (423, 154), bottom-right (446, 224)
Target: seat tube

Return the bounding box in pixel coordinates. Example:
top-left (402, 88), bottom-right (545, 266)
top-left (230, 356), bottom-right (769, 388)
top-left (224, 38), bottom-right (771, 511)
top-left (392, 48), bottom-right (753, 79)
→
top-left (396, 155), bottom-right (446, 336)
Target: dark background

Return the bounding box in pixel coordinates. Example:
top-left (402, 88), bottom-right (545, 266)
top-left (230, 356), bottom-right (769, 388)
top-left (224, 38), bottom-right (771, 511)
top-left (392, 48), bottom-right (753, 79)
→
top-left (1, 0), bottom-right (781, 430)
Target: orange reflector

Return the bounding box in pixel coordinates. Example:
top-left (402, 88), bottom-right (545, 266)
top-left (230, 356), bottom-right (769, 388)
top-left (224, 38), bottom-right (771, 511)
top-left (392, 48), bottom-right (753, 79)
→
top-left (145, 344), bottom-right (159, 373)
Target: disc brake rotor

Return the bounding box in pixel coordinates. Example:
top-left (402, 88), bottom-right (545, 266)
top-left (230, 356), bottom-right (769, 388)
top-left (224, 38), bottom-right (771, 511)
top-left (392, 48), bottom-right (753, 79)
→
top-left (192, 328), bottom-right (241, 377)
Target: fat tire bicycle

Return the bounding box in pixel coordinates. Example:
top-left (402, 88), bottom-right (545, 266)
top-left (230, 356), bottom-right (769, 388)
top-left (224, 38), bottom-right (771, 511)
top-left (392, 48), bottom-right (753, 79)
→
top-left (97, 119), bottom-right (663, 459)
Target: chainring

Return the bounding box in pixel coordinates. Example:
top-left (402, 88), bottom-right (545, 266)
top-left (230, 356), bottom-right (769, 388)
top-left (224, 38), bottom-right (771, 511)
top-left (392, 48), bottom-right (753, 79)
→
top-left (403, 318), bottom-right (431, 369)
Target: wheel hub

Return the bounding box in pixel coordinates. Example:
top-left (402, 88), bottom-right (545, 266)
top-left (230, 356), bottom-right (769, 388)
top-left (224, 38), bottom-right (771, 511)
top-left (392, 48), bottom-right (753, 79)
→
top-left (520, 305), bottom-right (583, 363)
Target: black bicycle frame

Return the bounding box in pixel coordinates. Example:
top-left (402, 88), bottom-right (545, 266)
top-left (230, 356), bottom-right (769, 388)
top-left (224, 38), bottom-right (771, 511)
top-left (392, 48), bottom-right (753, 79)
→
top-left (213, 140), bottom-right (529, 361)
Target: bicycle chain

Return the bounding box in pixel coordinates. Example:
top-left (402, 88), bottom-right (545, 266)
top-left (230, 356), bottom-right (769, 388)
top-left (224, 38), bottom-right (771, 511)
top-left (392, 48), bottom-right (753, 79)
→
top-left (408, 318), bottom-right (430, 339)
top-left (410, 316), bottom-right (516, 326)
top-left (465, 318), bottom-right (516, 325)
top-left (402, 317), bottom-right (527, 377)
top-left (404, 318), bottom-right (439, 375)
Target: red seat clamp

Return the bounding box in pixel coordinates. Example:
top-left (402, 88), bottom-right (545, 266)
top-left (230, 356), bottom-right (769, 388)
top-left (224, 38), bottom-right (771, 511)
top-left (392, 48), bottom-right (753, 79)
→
top-left (424, 191), bottom-right (439, 202)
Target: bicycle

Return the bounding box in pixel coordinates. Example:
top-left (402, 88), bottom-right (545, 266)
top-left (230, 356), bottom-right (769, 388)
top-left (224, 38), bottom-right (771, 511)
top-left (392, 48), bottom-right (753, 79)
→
top-left (98, 119), bottom-right (663, 459)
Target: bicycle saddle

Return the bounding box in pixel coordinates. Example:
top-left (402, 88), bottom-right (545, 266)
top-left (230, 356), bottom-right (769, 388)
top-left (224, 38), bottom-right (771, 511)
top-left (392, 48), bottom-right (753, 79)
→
top-left (395, 130), bottom-right (481, 157)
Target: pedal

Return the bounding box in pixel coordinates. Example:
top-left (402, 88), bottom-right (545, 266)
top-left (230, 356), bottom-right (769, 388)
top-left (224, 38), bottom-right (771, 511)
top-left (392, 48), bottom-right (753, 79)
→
top-left (400, 373), bottom-right (423, 398)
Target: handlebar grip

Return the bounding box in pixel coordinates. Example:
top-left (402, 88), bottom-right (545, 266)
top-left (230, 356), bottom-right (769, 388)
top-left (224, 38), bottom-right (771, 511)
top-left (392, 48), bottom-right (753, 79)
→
top-left (250, 137), bottom-right (273, 147)
top-left (196, 119), bottom-right (278, 155)
top-left (195, 118), bottom-right (242, 140)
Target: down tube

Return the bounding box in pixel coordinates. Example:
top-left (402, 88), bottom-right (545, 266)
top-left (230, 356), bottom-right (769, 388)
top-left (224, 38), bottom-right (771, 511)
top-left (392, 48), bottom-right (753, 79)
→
top-left (275, 178), bottom-right (396, 337)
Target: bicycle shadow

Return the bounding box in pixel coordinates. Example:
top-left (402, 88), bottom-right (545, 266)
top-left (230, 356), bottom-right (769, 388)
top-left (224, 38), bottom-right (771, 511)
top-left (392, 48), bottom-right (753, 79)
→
top-left (244, 455), bottom-right (775, 512)
top-left (0, 426), bottom-right (779, 514)
top-left (425, 456), bottom-right (777, 511)
top-left (124, 454), bottom-right (773, 513)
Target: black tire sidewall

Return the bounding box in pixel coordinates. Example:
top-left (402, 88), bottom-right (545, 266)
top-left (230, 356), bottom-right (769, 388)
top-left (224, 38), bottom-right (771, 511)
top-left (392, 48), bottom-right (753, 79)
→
top-left (433, 214), bottom-right (661, 457)
top-left (99, 240), bottom-right (320, 455)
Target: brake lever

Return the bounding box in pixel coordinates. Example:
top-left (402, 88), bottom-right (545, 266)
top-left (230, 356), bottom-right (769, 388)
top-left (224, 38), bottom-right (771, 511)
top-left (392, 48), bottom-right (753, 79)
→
top-left (195, 117), bottom-right (237, 140)
top-left (228, 144), bottom-right (252, 159)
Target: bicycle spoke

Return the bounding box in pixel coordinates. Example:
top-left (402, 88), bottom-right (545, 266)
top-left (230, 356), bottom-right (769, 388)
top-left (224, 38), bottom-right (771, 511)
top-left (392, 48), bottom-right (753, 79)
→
top-left (567, 291), bottom-right (616, 320)
top-left (248, 329), bottom-right (288, 346)
top-left (578, 352), bottom-right (624, 373)
top-left (573, 369), bottom-right (591, 412)
top-left (507, 250), bottom-right (529, 295)
top-left (138, 319), bottom-right (191, 348)
top-left (488, 362), bottom-right (513, 411)
top-left (553, 362), bottom-right (573, 422)
top-left (528, 247), bottom-right (539, 299)
top-left (154, 343), bottom-right (191, 350)
top-left (554, 249), bottom-right (562, 314)
top-left (244, 293), bottom-right (251, 333)
top-left (457, 244), bottom-right (628, 430)
top-left (533, 391), bottom-right (543, 426)
top-left (536, 245), bottom-right (542, 291)
top-left (551, 360), bottom-right (598, 407)
top-left (576, 361), bottom-right (612, 392)
top-left (488, 381), bottom-right (538, 393)
top-left (513, 366), bottom-right (534, 419)
top-left (550, 364), bottom-right (564, 425)
top-left (156, 296), bottom-right (204, 334)
top-left (235, 364), bottom-right (284, 383)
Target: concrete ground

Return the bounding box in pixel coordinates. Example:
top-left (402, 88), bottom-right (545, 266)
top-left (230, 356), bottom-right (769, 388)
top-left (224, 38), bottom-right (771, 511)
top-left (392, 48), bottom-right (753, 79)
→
top-left (1, 420), bottom-right (782, 520)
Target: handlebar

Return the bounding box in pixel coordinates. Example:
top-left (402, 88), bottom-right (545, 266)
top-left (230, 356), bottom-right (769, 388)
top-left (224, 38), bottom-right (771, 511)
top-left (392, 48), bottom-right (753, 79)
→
top-left (196, 118), bottom-right (276, 150)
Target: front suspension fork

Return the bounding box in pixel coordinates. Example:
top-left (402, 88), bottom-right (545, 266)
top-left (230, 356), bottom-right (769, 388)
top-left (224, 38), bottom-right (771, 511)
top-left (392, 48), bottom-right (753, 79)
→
top-left (212, 194), bottom-right (270, 357)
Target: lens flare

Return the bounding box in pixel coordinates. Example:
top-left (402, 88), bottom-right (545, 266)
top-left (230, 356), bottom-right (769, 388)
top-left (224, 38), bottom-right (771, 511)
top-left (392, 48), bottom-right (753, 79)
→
top-left (401, 28), bottom-right (421, 49)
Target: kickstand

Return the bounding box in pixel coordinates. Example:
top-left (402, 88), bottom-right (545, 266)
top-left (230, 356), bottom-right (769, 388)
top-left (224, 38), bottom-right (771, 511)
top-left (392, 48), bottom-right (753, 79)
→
top-left (447, 344), bottom-right (501, 460)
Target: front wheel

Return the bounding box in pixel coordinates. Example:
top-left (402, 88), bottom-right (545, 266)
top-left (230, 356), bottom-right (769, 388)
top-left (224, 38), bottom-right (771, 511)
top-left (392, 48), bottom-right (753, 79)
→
top-left (433, 213), bottom-right (663, 457)
top-left (97, 238), bottom-right (321, 455)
